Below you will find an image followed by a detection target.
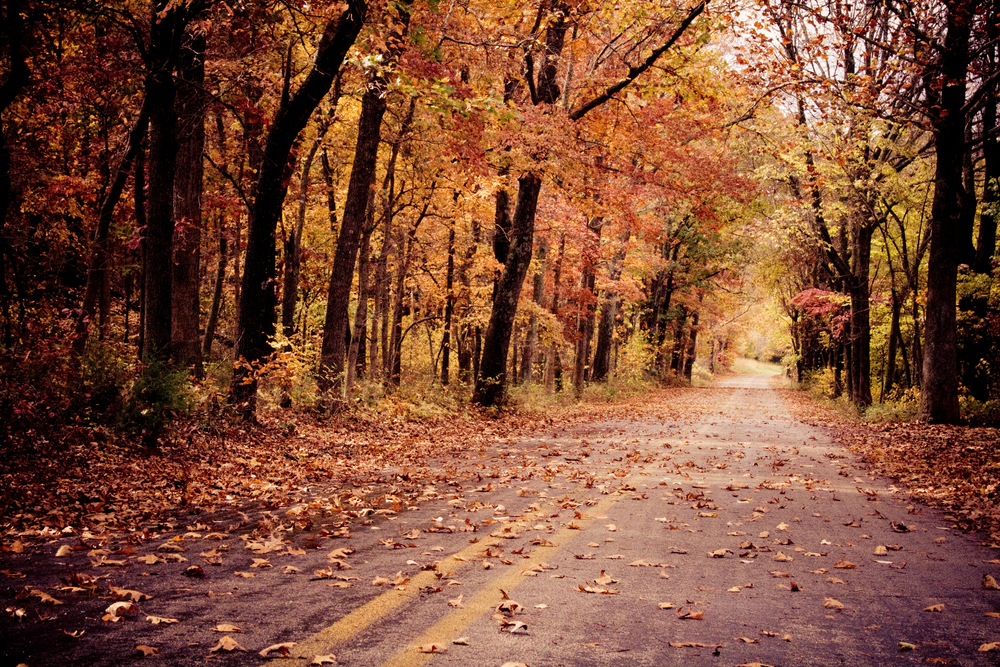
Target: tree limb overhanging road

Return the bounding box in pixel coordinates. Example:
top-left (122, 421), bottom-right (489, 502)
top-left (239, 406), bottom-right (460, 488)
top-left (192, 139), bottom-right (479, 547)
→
top-left (3, 375), bottom-right (999, 666)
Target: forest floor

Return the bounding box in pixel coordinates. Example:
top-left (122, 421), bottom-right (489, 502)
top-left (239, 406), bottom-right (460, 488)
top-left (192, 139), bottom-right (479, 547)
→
top-left (2, 373), bottom-right (1000, 666)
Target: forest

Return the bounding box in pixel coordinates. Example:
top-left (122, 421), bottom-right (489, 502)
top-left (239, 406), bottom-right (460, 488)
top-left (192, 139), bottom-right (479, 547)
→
top-left (0, 0), bottom-right (998, 451)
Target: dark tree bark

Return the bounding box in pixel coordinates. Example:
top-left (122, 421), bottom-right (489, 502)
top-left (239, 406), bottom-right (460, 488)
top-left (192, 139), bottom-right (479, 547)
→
top-left (282, 107), bottom-right (333, 341)
top-left (346, 221), bottom-right (373, 394)
top-left (473, 173), bottom-right (542, 407)
top-left (976, 76), bottom-right (998, 274)
top-left (318, 2), bottom-right (412, 399)
top-left (143, 0), bottom-right (187, 364)
top-left (573, 219), bottom-right (601, 396)
top-left (518, 240), bottom-right (546, 384)
top-left (1, 0), bottom-right (29, 347)
top-left (441, 225), bottom-right (455, 386)
top-left (544, 232), bottom-right (565, 392)
top-left (171, 25), bottom-right (205, 374)
top-left (75, 100), bottom-right (151, 357)
top-left (919, 0), bottom-right (973, 424)
top-left (683, 310), bottom-right (699, 381)
top-left (202, 217), bottom-right (226, 359)
top-left (231, 1), bottom-right (366, 416)
top-left (591, 229), bottom-right (630, 382)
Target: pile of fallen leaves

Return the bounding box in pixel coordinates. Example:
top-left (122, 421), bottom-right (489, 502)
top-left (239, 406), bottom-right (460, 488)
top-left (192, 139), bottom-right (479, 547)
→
top-left (0, 393), bottom-right (644, 542)
top-left (779, 388), bottom-right (1000, 542)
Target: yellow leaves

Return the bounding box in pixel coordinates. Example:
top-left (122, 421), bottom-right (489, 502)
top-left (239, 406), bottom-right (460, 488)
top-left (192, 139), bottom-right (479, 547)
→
top-left (708, 549), bottom-right (731, 558)
top-left (874, 545), bottom-right (888, 556)
top-left (833, 559), bottom-right (856, 569)
top-left (823, 597), bottom-right (844, 610)
top-left (984, 575), bottom-right (1000, 590)
top-left (676, 607), bottom-right (704, 620)
top-left (923, 603), bottom-right (944, 612)
top-left (55, 545), bottom-right (72, 558)
top-left (772, 551), bottom-right (793, 562)
top-left (979, 642), bottom-right (1000, 652)
top-left (250, 558), bottom-right (272, 568)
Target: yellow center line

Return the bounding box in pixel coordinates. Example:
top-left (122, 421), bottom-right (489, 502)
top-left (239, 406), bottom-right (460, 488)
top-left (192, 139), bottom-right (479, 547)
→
top-left (273, 470), bottom-right (640, 666)
top-left (272, 499), bottom-right (554, 663)
top-left (374, 491), bottom-right (623, 667)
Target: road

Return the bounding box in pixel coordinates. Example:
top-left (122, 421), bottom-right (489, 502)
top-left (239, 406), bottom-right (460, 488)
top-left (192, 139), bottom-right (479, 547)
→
top-left (3, 375), bottom-right (999, 666)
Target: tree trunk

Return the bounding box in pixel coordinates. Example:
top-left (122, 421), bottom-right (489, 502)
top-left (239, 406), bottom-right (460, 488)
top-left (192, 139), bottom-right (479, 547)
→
top-left (318, 3), bottom-right (411, 399)
top-left (544, 232), bottom-right (565, 392)
top-left (683, 310), bottom-right (699, 381)
top-left (591, 229), bottom-right (630, 382)
top-left (202, 217), bottom-right (226, 359)
top-left (473, 173), bottom-right (542, 407)
top-left (171, 26), bottom-right (205, 374)
top-left (346, 222), bottom-right (373, 395)
top-left (0, 0), bottom-right (29, 348)
top-left (574, 219), bottom-right (601, 396)
top-left (441, 226), bottom-right (455, 386)
top-left (919, 0), bottom-right (971, 424)
top-left (283, 111), bottom-right (333, 340)
top-left (518, 240), bottom-right (546, 384)
top-left (976, 82), bottom-right (998, 274)
top-left (75, 98), bottom-right (151, 358)
top-left (143, 0), bottom-right (185, 364)
top-left (231, 1), bottom-right (366, 416)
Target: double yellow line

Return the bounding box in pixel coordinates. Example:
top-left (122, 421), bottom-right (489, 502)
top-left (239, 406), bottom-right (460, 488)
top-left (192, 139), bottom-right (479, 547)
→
top-left (273, 489), bottom-right (623, 667)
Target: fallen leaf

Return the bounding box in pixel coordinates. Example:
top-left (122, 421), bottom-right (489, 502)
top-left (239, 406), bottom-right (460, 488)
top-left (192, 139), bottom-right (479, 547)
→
top-left (677, 607), bottom-right (704, 620)
top-left (834, 559), bottom-right (856, 569)
top-left (311, 655), bottom-right (337, 665)
top-left (212, 623), bottom-right (243, 633)
top-left (102, 601), bottom-right (135, 622)
top-left (737, 636), bottom-right (759, 643)
top-left (824, 597), bottom-right (845, 609)
top-left (924, 604), bottom-right (944, 612)
top-left (136, 645), bottom-right (158, 657)
top-left (773, 552), bottom-right (793, 562)
top-left (659, 602), bottom-right (675, 609)
top-left (210, 636), bottom-right (246, 653)
top-left (416, 644), bottom-right (447, 654)
top-left (259, 642), bottom-right (296, 658)
top-left (984, 575), bottom-right (1000, 590)
top-left (147, 615), bottom-right (179, 625)
top-left (595, 570), bottom-right (617, 585)
top-left (669, 641), bottom-right (720, 648)
top-left (979, 642), bottom-right (1000, 652)
top-left (55, 545), bottom-right (73, 558)
top-left (448, 595), bottom-right (463, 608)
top-left (111, 587), bottom-right (151, 602)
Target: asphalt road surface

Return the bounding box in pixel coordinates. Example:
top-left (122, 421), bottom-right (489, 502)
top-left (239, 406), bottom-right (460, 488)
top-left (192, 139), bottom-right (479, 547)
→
top-left (3, 375), bottom-right (999, 667)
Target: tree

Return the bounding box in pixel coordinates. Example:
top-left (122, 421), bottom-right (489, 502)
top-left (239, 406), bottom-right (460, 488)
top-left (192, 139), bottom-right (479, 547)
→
top-left (231, 1), bottom-right (367, 417)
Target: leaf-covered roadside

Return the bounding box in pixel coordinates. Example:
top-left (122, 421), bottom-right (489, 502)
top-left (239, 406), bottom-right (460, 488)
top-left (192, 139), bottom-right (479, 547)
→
top-left (779, 389), bottom-right (1000, 542)
top-left (0, 406), bottom-right (568, 539)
